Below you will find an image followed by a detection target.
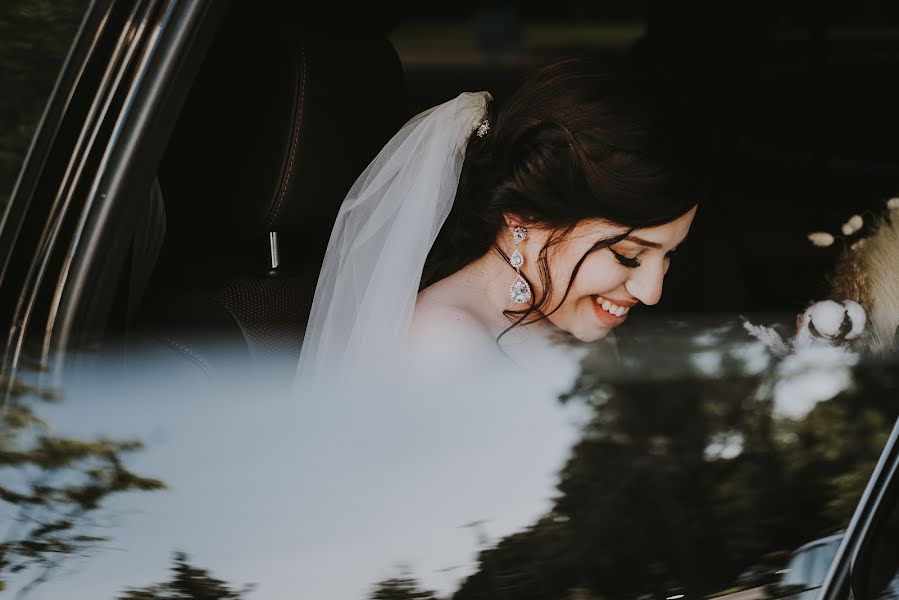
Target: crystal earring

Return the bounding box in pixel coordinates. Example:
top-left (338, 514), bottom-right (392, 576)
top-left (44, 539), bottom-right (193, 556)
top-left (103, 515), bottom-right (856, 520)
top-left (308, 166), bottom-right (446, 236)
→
top-left (509, 226), bottom-right (532, 304)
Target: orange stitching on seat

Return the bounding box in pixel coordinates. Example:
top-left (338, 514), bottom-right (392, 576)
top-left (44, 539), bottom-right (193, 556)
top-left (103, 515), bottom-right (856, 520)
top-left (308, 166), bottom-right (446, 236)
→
top-left (270, 45), bottom-right (307, 226)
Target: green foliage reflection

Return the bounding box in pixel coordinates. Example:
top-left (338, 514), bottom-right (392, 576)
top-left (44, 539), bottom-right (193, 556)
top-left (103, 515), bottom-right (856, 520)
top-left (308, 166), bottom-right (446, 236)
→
top-left (370, 571), bottom-right (440, 600)
top-left (0, 0), bottom-right (89, 207)
top-left (452, 323), bottom-right (898, 600)
top-left (118, 551), bottom-right (254, 600)
top-left (0, 374), bottom-right (166, 597)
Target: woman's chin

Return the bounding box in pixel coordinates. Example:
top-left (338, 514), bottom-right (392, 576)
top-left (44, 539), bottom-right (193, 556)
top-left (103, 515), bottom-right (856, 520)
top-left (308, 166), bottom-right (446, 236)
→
top-left (547, 303), bottom-right (617, 342)
top-left (569, 325), bottom-right (612, 343)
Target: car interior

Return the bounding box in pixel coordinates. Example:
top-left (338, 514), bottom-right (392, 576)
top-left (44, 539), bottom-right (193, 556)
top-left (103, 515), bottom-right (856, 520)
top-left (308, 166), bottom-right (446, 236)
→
top-left (103, 2), bottom-right (899, 382)
top-left (3, 5), bottom-right (899, 597)
top-left (118, 7), bottom-right (406, 377)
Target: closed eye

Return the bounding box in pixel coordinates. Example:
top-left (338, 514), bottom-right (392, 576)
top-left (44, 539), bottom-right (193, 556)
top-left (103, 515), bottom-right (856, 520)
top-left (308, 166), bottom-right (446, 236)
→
top-left (610, 248), bottom-right (641, 268)
top-left (612, 245), bottom-right (679, 268)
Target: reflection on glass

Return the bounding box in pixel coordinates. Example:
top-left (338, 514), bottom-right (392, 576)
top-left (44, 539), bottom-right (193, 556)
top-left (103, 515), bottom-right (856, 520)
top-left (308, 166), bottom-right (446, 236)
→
top-left (377, 318), bottom-right (897, 599)
top-left (2, 316), bottom-right (896, 599)
top-left (1, 374), bottom-right (166, 597)
top-left (116, 552), bottom-right (254, 599)
top-left (809, 541), bottom-right (839, 587)
top-left (0, 0), bottom-right (90, 207)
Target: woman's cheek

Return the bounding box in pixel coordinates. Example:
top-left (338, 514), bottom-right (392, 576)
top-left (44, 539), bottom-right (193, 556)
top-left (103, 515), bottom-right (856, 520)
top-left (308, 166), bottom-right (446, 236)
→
top-left (579, 255), bottom-right (625, 292)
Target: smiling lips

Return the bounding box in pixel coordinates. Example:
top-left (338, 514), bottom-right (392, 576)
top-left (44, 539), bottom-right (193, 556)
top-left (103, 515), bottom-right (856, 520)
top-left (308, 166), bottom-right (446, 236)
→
top-left (593, 295), bottom-right (635, 317)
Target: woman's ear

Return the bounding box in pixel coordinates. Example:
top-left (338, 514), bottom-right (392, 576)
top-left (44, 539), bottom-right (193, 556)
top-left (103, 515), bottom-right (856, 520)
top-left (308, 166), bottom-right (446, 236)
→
top-left (502, 212), bottom-right (532, 230)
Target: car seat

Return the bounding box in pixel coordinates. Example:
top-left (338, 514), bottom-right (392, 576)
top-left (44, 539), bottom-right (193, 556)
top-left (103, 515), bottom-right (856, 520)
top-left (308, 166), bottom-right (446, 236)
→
top-left (137, 5), bottom-right (405, 378)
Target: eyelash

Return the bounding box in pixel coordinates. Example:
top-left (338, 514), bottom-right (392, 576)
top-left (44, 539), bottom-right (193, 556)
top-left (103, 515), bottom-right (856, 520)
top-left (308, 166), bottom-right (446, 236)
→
top-left (610, 247), bottom-right (677, 269)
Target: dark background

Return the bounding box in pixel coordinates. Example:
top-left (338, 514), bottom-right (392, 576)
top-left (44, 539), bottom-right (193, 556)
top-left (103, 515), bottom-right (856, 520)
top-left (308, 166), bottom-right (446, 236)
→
top-left (5, 0), bottom-right (899, 319)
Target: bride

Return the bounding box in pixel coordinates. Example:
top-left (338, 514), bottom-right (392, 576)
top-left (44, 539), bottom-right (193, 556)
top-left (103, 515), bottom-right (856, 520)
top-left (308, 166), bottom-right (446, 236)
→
top-left (295, 58), bottom-right (713, 390)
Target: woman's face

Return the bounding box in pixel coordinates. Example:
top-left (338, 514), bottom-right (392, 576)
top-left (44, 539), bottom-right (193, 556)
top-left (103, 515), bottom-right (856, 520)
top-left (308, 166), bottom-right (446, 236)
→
top-left (519, 206), bottom-right (697, 342)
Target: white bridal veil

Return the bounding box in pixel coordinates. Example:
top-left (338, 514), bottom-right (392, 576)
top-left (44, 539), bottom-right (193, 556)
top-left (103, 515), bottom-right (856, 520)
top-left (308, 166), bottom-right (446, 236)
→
top-left (295, 92), bottom-right (492, 388)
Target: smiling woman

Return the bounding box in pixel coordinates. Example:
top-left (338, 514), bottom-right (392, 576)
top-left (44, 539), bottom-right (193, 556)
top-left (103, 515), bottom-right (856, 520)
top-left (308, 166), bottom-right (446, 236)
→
top-left (4, 2), bottom-right (899, 599)
top-left (297, 57), bottom-right (717, 381)
top-left (415, 207), bottom-right (696, 351)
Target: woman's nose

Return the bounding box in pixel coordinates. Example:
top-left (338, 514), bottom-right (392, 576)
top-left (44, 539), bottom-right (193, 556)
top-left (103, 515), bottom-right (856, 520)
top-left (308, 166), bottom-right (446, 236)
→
top-left (625, 260), bottom-right (665, 306)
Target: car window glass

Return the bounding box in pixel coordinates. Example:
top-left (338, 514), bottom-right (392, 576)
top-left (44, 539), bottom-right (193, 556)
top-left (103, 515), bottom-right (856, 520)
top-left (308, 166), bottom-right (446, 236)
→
top-left (810, 542), bottom-right (839, 587)
top-left (4, 2), bottom-right (899, 599)
top-left (0, 1), bottom-right (90, 209)
top-left (783, 549), bottom-right (812, 587)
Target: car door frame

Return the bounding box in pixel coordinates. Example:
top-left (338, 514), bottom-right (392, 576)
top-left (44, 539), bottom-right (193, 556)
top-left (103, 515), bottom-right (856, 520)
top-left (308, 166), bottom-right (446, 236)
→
top-left (0, 0), bottom-right (230, 396)
top-left (820, 416), bottom-right (899, 600)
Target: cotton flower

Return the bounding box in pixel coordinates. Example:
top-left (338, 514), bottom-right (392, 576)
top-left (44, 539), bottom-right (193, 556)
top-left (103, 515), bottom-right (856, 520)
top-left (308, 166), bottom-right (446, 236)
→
top-left (808, 232), bottom-right (835, 247)
top-left (808, 300), bottom-right (846, 338)
top-left (841, 214), bottom-right (863, 235)
top-left (842, 299), bottom-right (867, 339)
top-left (888, 197), bottom-right (899, 210)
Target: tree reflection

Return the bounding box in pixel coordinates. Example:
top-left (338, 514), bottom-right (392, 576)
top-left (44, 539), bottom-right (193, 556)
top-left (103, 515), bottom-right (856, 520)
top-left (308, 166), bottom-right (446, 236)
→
top-left (370, 570), bottom-right (440, 600)
top-left (427, 320), bottom-right (897, 599)
top-left (117, 551), bottom-right (254, 600)
top-left (0, 375), bottom-right (166, 597)
top-left (0, 0), bottom-right (89, 208)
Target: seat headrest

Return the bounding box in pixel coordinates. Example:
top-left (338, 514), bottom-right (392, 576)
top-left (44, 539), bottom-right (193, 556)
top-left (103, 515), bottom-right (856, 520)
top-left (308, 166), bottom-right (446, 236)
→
top-left (240, 22), bottom-right (406, 239)
top-left (160, 10), bottom-right (405, 265)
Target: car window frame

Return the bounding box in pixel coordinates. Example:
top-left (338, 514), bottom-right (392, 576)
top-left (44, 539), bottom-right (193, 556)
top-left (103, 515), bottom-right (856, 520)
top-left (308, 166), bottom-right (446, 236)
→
top-left (0, 0), bottom-right (230, 393)
top-left (820, 417), bottom-right (899, 600)
top-left (848, 444), bottom-right (899, 600)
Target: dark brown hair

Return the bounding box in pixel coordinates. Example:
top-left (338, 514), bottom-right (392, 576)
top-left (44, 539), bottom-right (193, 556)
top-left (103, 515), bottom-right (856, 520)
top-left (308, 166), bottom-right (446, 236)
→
top-left (421, 57), bottom-right (718, 339)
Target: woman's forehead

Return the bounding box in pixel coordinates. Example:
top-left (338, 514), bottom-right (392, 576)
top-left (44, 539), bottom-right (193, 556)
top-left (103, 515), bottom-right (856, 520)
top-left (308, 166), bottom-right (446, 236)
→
top-left (573, 207), bottom-right (696, 245)
top-left (630, 207), bottom-right (697, 245)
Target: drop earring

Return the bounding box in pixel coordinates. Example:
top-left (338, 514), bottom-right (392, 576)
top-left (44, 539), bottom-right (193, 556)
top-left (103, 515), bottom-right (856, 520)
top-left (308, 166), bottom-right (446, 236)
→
top-left (509, 226), bottom-right (532, 304)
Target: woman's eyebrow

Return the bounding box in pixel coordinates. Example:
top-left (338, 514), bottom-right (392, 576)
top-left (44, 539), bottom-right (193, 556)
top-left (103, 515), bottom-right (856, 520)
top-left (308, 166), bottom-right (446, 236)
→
top-left (624, 233), bottom-right (690, 249)
top-left (624, 235), bottom-right (662, 249)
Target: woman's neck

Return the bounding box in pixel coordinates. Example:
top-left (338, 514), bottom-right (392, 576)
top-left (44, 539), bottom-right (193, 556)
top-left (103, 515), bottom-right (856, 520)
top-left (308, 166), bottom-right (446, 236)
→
top-left (453, 247), bottom-right (557, 340)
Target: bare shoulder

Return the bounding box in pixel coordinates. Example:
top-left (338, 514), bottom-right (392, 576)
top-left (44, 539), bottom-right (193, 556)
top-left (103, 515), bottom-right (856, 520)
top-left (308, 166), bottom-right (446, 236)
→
top-left (407, 300), bottom-right (502, 378)
top-left (409, 295), bottom-right (494, 348)
top-left (407, 276), bottom-right (508, 377)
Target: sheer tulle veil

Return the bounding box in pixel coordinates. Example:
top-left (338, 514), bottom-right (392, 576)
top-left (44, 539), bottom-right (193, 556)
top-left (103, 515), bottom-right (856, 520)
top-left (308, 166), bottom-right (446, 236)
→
top-left (294, 92), bottom-right (492, 391)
